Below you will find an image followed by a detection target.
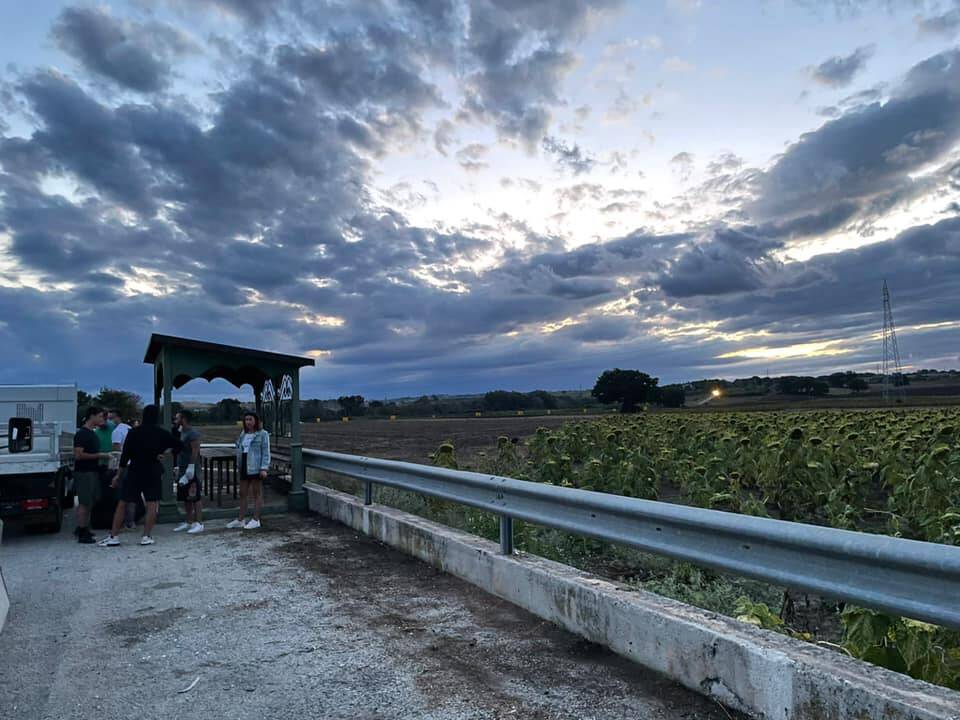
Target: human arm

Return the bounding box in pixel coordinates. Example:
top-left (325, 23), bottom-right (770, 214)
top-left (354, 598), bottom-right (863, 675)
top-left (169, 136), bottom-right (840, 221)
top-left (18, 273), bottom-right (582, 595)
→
top-left (74, 446), bottom-right (108, 461)
top-left (110, 425), bottom-right (125, 451)
top-left (183, 435), bottom-right (201, 479)
top-left (259, 431), bottom-right (271, 477)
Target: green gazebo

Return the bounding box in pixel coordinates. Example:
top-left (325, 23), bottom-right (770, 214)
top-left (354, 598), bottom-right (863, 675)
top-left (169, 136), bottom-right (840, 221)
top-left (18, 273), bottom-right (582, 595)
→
top-left (144, 334), bottom-right (315, 521)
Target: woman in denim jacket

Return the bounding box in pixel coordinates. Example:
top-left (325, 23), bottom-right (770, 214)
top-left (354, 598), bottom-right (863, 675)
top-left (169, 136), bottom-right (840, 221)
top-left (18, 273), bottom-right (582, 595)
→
top-left (227, 411), bottom-right (270, 530)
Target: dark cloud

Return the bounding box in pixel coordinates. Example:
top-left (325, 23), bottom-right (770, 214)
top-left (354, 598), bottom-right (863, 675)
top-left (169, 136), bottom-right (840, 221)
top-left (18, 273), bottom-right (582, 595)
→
top-left (916, 4), bottom-right (960, 37)
top-left (670, 151), bottom-right (695, 181)
top-left (808, 45), bottom-right (875, 88)
top-left (174, 0), bottom-right (278, 25)
top-left (700, 216), bottom-right (960, 342)
top-left (757, 201), bottom-right (861, 239)
top-left (455, 143), bottom-right (490, 172)
top-left (2, 4), bottom-right (960, 397)
top-left (460, 0), bottom-right (622, 146)
top-left (11, 72), bottom-right (156, 215)
top-left (52, 7), bottom-right (192, 92)
top-left (542, 136), bottom-right (596, 174)
top-left (276, 37), bottom-right (442, 114)
top-left (752, 49), bottom-right (960, 224)
top-left (657, 228), bottom-right (781, 298)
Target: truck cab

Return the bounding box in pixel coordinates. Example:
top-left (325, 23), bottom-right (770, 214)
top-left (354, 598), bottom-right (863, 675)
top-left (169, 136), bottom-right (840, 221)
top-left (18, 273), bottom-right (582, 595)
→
top-left (0, 385), bottom-right (77, 534)
top-left (1, 420), bottom-right (70, 532)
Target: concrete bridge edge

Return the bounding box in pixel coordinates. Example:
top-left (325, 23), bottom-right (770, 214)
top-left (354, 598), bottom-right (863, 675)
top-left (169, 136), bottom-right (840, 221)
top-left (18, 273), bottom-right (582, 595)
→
top-left (304, 482), bottom-right (960, 720)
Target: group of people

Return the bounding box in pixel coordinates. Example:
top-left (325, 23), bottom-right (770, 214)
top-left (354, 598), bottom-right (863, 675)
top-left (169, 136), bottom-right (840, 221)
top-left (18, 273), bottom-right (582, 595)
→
top-left (72, 406), bottom-right (272, 545)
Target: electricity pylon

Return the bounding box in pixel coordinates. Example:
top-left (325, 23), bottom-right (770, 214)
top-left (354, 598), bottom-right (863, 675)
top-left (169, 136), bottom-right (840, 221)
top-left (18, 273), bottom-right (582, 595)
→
top-left (882, 279), bottom-right (905, 403)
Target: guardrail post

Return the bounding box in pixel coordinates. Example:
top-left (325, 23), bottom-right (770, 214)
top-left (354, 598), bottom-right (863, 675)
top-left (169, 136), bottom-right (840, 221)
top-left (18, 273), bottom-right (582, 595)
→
top-left (364, 480), bottom-right (373, 506)
top-left (499, 515), bottom-right (513, 555)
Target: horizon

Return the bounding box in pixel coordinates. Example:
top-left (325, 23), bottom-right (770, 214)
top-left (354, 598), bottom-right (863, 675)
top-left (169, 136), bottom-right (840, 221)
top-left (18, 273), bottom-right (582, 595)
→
top-left (2, 2), bottom-right (960, 401)
top-left (68, 365), bottom-right (960, 405)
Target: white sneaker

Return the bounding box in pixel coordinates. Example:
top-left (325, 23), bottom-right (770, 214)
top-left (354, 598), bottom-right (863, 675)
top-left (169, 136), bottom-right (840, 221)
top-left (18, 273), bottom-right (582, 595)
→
top-left (187, 522), bottom-right (204, 534)
top-left (173, 522), bottom-right (190, 532)
top-left (98, 535), bottom-right (121, 547)
top-left (243, 519), bottom-right (261, 530)
top-left (140, 536), bottom-right (155, 545)
top-left (226, 519), bottom-right (244, 529)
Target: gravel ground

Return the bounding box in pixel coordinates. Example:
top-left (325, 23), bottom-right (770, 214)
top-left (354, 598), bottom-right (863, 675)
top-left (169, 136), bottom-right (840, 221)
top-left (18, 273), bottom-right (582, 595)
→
top-left (0, 514), bottom-right (740, 720)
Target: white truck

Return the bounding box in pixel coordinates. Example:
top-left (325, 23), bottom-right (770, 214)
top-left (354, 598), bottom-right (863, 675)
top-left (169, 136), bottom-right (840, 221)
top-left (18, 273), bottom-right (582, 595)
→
top-left (0, 385), bottom-right (77, 533)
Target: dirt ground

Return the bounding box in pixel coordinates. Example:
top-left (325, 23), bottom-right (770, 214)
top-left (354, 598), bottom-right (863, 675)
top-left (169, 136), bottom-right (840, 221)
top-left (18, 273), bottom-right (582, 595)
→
top-left (203, 415), bottom-right (582, 464)
top-left (0, 513), bottom-right (742, 720)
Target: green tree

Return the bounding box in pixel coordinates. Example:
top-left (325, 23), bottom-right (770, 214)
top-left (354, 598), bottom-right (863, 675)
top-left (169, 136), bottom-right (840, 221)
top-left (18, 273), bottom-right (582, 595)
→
top-left (211, 398), bottom-right (243, 423)
top-left (659, 385), bottom-right (686, 408)
top-left (483, 390), bottom-right (527, 411)
top-left (591, 369), bottom-right (659, 412)
top-left (337, 395), bottom-right (366, 417)
top-left (848, 377), bottom-right (869, 393)
top-left (77, 390), bottom-right (93, 425)
top-left (94, 387), bottom-right (142, 422)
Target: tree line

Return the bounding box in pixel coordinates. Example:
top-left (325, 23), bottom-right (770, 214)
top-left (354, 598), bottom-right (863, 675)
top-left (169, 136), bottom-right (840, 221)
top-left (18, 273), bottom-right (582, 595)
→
top-left (74, 365), bottom-right (922, 427)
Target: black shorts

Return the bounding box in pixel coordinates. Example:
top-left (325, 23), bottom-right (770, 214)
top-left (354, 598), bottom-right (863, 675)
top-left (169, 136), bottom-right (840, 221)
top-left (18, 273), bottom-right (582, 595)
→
top-left (240, 454), bottom-right (261, 481)
top-left (121, 466), bottom-right (163, 503)
top-left (176, 478), bottom-right (202, 502)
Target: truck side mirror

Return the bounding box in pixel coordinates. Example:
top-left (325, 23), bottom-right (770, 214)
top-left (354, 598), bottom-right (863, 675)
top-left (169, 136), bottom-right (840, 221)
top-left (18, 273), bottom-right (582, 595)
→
top-left (7, 417), bottom-right (33, 453)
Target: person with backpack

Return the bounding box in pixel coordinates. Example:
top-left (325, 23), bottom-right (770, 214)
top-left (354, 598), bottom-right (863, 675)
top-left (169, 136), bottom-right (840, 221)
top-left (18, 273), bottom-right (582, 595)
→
top-left (226, 411), bottom-right (270, 530)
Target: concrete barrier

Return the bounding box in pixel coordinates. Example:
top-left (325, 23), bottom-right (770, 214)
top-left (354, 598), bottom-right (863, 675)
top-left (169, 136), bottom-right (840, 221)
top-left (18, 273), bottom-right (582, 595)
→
top-left (0, 519), bottom-right (8, 634)
top-left (306, 483), bottom-right (960, 720)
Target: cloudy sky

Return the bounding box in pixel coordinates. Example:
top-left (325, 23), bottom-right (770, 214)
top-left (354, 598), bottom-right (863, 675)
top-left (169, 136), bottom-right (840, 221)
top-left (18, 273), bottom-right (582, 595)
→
top-left (1, 0), bottom-right (959, 401)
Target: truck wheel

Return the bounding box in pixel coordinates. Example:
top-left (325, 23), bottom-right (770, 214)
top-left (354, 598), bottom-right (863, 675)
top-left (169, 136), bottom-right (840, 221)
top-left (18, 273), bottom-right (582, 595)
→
top-left (45, 503), bottom-right (64, 534)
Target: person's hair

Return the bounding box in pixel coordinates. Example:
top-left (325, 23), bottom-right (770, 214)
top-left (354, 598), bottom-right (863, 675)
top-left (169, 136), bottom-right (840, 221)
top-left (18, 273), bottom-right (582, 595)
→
top-left (180, 409), bottom-right (193, 422)
top-left (83, 406), bottom-right (103, 422)
top-left (141, 404), bottom-right (160, 427)
top-left (109, 409), bottom-right (122, 419)
top-left (242, 411), bottom-right (261, 430)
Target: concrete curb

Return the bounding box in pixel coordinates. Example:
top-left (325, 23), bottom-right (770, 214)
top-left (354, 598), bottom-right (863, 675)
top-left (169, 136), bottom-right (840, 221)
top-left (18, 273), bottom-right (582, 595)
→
top-left (306, 483), bottom-right (960, 720)
top-left (0, 519), bottom-right (8, 635)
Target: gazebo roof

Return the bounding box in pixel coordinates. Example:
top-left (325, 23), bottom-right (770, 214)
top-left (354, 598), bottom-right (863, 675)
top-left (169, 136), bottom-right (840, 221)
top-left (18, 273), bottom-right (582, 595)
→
top-left (144, 334), bottom-right (315, 390)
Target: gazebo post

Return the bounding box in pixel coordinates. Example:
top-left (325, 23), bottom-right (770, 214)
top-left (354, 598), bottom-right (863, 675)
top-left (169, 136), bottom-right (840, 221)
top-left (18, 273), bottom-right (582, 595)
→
top-left (288, 370), bottom-right (306, 511)
top-left (158, 348), bottom-right (179, 522)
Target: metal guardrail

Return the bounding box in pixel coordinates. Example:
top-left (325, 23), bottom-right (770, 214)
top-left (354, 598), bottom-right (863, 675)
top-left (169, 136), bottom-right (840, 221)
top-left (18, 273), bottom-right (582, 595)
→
top-left (303, 449), bottom-right (960, 630)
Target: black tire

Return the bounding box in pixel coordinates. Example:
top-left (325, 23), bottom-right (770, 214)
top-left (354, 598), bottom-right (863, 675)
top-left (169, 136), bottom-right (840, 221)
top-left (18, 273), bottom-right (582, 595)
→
top-left (45, 503), bottom-right (64, 534)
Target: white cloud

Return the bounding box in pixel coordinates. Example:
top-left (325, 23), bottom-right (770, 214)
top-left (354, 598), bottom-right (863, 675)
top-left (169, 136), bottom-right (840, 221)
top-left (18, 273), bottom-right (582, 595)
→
top-left (662, 56), bottom-right (695, 74)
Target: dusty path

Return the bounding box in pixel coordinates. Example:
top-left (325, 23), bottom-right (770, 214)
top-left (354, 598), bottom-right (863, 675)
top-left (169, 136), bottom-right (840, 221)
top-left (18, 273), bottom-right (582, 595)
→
top-left (0, 514), bottom-right (740, 720)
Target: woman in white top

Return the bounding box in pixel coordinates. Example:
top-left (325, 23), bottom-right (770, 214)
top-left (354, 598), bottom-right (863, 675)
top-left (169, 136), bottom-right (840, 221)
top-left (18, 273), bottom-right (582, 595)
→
top-left (227, 411), bottom-right (270, 530)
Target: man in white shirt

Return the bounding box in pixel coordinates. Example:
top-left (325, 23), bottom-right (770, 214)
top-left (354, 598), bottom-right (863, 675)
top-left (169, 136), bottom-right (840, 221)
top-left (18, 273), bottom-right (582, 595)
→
top-left (109, 410), bottom-right (131, 450)
top-left (108, 410), bottom-right (135, 528)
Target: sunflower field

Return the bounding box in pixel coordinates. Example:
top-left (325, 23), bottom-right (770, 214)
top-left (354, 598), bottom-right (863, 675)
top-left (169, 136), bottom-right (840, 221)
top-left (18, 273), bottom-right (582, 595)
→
top-left (438, 407), bottom-right (960, 688)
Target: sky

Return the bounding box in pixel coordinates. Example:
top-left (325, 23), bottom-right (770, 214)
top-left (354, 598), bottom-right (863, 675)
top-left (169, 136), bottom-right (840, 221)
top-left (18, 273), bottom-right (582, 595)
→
top-left (1, 0), bottom-right (959, 401)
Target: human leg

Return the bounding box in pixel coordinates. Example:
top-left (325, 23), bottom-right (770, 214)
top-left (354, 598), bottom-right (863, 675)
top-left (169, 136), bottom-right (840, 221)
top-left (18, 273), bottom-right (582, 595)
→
top-left (252, 478), bottom-right (263, 521)
top-left (238, 477), bottom-right (249, 519)
top-left (143, 501), bottom-right (159, 538)
top-left (73, 471), bottom-right (99, 541)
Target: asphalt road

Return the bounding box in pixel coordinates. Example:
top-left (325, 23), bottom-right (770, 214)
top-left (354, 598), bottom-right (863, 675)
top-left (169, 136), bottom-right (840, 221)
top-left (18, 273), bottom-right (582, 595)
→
top-left (0, 514), bottom-right (740, 720)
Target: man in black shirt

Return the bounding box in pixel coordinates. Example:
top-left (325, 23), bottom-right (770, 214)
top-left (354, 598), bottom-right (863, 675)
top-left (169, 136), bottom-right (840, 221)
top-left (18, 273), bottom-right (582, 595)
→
top-left (73, 407), bottom-right (110, 544)
top-left (99, 404), bottom-right (176, 547)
